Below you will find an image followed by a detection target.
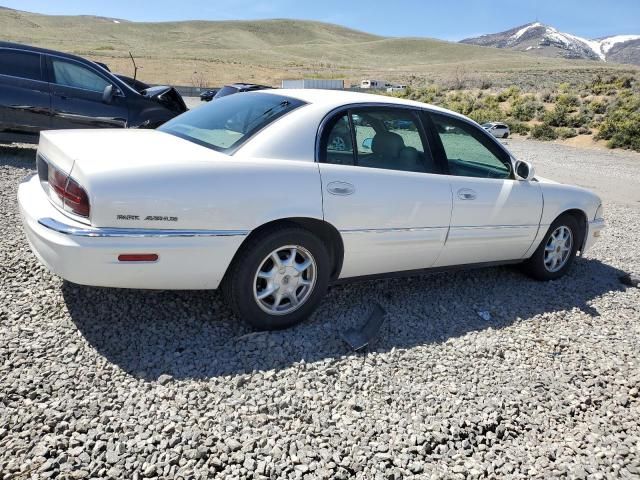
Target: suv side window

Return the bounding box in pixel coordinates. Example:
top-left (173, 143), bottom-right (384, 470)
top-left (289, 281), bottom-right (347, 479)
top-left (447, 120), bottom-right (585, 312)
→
top-left (321, 107), bottom-right (438, 173)
top-left (0, 49), bottom-right (42, 81)
top-left (50, 57), bottom-right (110, 92)
top-left (430, 113), bottom-right (511, 179)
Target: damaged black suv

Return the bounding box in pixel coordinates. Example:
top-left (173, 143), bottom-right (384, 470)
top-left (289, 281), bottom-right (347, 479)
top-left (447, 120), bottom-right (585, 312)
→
top-left (0, 42), bottom-right (187, 144)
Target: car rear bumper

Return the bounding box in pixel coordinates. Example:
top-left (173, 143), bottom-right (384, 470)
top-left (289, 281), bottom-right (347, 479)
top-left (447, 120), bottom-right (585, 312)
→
top-left (18, 174), bottom-right (246, 290)
top-left (582, 218), bottom-right (605, 254)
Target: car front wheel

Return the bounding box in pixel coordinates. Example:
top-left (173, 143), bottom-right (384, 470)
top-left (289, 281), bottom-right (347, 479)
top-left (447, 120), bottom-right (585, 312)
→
top-left (522, 214), bottom-right (580, 281)
top-left (222, 225), bottom-right (330, 330)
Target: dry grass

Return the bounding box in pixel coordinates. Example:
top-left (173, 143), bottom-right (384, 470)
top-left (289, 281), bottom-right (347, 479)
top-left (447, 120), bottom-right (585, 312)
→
top-left (1, 7), bottom-right (637, 87)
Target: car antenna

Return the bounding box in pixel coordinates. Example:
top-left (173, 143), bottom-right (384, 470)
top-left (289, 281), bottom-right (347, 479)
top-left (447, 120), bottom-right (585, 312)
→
top-left (129, 51), bottom-right (138, 82)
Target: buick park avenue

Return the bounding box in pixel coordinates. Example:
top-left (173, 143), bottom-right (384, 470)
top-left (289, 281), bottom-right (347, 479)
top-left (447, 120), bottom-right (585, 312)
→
top-left (18, 90), bottom-right (605, 329)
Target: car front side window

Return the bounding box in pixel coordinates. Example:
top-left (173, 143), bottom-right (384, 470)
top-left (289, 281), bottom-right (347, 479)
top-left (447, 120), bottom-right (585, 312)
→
top-left (430, 113), bottom-right (511, 179)
top-left (51, 58), bottom-right (110, 92)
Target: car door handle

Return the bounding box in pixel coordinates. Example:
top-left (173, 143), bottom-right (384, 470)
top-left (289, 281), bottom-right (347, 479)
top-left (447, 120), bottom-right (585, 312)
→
top-left (457, 188), bottom-right (477, 200)
top-left (327, 181), bottom-right (355, 196)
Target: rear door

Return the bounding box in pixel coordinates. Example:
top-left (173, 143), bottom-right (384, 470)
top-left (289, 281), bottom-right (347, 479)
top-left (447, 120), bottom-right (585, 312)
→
top-left (426, 112), bottom-right (542, 266)
top-left (46, 55), bottom-right (128, 129)
top-left (318, 106), bottom-right (452, 279)
top-left (0, 48), bottom-right (51, 142)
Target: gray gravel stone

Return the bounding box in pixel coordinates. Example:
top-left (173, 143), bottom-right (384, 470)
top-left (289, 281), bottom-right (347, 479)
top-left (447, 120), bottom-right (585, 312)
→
top-left (1, 141), bottom-right (639, 479)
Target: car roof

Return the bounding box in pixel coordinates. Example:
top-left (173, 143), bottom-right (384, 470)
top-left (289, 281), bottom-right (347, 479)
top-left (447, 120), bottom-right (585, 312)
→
top-left (227, 83), bottom-right (271, 89)
top-left (260, 88), bottom-right (470, 121)
top-left (0, 41), bottom-right (95, 64)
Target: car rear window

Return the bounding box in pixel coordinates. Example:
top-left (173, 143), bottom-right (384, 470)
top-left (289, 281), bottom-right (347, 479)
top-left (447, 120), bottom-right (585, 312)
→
top-left (158, 92), bottom-right (305, 153)
top-left (0, 49), bottom-right (42, 81)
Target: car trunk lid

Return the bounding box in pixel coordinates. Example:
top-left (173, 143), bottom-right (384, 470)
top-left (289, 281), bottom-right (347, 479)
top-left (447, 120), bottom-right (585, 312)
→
top-left (36, 129), bottom-right (230, 226)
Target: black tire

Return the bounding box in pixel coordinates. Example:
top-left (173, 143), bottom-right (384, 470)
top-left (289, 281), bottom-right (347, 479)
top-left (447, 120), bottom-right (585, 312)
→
top-left (222, 225), bottom-right (330, 330)
top-left (522, 214), bottom-right (581, 281)
top-left (502, 132), bottom-right (509, 139)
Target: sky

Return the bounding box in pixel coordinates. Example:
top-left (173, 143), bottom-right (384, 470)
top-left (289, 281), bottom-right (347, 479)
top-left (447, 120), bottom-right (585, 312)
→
top-left (2, 0), bottom-right (639, 41)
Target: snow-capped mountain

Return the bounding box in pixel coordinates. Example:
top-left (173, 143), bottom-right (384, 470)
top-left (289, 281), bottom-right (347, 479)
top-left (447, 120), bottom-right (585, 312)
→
top-left (460, 23), bottom-right (640, 66)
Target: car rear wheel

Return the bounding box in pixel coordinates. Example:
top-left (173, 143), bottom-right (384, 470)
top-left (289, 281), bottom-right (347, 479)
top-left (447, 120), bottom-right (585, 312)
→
top-left (502, 132), bottom-right (509, 139)
top-left (222, 225), bottom-right (330, 330)
top-left (522, 214), bottom-right (580, 281)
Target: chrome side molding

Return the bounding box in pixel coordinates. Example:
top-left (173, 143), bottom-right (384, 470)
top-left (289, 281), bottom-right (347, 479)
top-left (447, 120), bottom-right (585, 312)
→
top-left (38, 217), bottom-right (249, 238)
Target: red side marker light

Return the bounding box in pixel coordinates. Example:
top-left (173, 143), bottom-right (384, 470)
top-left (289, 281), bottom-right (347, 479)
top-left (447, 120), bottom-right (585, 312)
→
top-left (118, 254), bottom-right (159, 262)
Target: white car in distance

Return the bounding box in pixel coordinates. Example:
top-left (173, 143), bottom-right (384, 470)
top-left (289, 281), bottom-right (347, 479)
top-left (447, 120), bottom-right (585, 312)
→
top-left (483, 122), bottom-right (510, 138)
top-left (18, 90), bottom-right (605, 329)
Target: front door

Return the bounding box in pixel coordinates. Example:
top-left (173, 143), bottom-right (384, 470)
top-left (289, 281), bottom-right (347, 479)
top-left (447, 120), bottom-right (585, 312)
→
top-left (427, 112), bottom-right (543, 267)
top-left (47, 56), bottom-right (128, 129)
top-left (318, 106), bottom-right (452, 279)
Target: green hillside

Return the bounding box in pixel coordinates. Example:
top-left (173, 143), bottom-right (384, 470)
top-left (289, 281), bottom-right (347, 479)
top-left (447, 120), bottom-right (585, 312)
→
top-left (0, 7), bottom-right (636, 87)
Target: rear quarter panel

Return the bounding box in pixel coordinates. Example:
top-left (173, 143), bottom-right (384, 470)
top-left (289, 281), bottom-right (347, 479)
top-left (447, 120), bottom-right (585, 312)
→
top-left (85, 158), bottom-right (323, 231)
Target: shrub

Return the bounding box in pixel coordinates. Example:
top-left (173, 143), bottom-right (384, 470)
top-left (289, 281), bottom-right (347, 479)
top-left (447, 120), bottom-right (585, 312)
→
top-left (506, 121), bottom-right (530, 135)
top-left (398, 85), bottom-right (445, 104)
top-left (543, 104), bottom-right (571, 127)
top-left (595, 92), bottom-right (640, 151)
top-left (531, 124), bottom-right (558, 140)
top-left (558, 82), bottom-right (571, 93)
top-left (468, 108), bottom-right (503, 125)
top-left (586, 98), bottom-right (608, 115)
top-left (497, 86), bottom-right (521, 102)
top-left (589, 74), bottom-right (635, 95)
top-left (479, 78), bottom-right (493, 90)
top-left (509, 96), bottom-right (544, 121)
top-left (556, 93), bottom-right (580, 110)
top-left (556, 127), bottom-right (577, 139)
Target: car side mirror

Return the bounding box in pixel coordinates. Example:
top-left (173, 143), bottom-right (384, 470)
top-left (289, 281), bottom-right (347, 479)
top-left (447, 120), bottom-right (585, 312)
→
top-left (102, 84), bottom-right (114, 104)
top-left (362, 138), bottom-right (373, 150)
top-left (514, 160), bottom-right (535, 181)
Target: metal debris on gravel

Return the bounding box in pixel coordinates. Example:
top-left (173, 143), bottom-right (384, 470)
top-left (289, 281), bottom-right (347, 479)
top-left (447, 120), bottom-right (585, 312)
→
top-left (1, 142), bottom-right (639, 479)
top-left (340, 302), bottom-right (386, 351)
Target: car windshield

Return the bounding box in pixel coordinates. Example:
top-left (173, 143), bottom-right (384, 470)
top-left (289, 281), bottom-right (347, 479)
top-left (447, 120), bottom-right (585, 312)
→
top-left (158, 92), bottom-right (305, 153)
top-left (213, 85), bottom-right (240, 99)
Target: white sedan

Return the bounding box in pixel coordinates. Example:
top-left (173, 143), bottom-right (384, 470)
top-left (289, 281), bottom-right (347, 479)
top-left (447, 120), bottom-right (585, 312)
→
top-left (18, 90), bottom-right (605, 329)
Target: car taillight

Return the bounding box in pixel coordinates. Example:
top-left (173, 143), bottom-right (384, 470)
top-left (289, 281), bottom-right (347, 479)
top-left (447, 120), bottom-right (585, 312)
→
top-left (47, 164), bottom-right (90, 218)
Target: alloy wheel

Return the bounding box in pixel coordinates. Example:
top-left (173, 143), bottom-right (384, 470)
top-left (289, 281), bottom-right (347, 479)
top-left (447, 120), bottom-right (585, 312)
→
top-left (543, 226), bottom-right (573, 272)
top-left (253, 245), bottom-right (317, 315)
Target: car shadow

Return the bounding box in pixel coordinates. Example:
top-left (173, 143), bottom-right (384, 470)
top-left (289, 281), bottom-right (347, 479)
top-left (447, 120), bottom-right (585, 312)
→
top-left (62, 257), bottom-right (628, 381)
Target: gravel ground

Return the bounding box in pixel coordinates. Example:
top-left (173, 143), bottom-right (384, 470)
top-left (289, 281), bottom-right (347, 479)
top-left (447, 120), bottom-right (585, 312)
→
top-left (1, 140), bottom-right (639, 479)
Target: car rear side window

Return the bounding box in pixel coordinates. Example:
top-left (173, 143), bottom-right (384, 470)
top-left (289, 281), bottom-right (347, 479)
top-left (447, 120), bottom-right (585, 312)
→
top-left (321, 113), bottom-right (355, 165)
top-left (159, 92), bottom-right (306, 153)
top-left (321, 107), bottom-right (438, 174)
top-left (0, 49), bottom-right (42, 81)
top-left (51, 58), bottom-right (110, 92)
